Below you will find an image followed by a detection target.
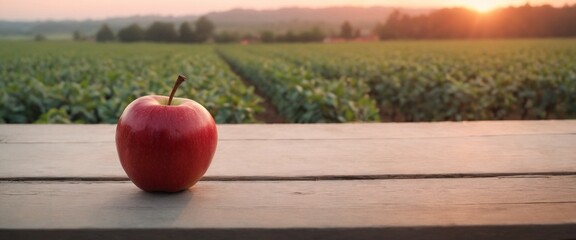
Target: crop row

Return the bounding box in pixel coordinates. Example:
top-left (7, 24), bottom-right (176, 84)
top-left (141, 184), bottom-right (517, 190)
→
top-left (250, 40), bottom-right (576, 121)
top-left (217, 46), bottom-right (380, 123)
top-left (0, 42), bottom-right (263, 124)
top-left (2, 40), bottom-right (575, 124)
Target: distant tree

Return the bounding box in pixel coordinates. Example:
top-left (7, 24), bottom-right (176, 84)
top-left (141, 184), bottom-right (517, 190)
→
top-left (241, 32), bottom-right (256, 40)
top-left (118, 24), bottom-right (145, 42)
top-left (282, 30), bottom-right (297, 42)
top-left (96, 24), bottom-right (115, 42)
top-left (214, 31), bottom-right (240, 43)
top-left (312, 27), bottom-right (327, 42)
top-left (373, 22), bottom-right (392, 39)
top-left (373, 5), bottom-right (576, 40)
top-left (271, 27), bottom-right (325, 43)
top-left (354, 29), bottom-right (361, 38)
top-left (260, 30), bottom-right (275, 43)
top-left (179, 22), bottom-right (196, 43)
top-left (146, 22), bottom-right (177, 42)
top-left (340, 21), bottom-right (354, 39)
top-left (73, 30), bottom-right (82, 41)
top-left (194, 16), bottom-right (215, 42)
top-left (34, 34), bottom-right (46, 41)
top-left (298, 27), bottom-right (326, 42)
top-left (383, 10), bottom-right (403, 39)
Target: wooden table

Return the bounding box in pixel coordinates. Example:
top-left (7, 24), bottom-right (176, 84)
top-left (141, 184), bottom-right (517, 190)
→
top-left (1, 121), bottom-right (575, 240)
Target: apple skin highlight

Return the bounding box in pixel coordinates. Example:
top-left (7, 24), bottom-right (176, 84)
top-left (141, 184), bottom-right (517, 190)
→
top-left (115, 95), bottom-right (218, 192)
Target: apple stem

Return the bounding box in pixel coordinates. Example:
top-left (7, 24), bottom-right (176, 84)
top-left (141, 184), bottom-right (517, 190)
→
top-left (168, 75), bottom-right (186, 106)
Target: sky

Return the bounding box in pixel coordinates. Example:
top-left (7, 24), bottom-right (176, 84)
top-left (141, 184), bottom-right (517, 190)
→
top-left (0, 0), bottom-right (573, 21)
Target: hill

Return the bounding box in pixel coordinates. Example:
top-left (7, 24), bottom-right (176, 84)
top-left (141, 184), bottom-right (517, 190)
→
top-left (0, 6), bottom-right (430, 38)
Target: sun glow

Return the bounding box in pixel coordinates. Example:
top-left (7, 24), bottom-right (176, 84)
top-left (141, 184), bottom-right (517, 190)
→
top-left (464, 0), bottom-right (499, 13)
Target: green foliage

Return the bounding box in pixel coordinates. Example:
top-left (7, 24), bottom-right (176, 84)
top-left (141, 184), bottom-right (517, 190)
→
top-left (118, 24), bottom-right (145, 42)
top-left (260, 31), bottom-right (275, 43)
top-left (96, 24), bottom-right (115, 42)
top-left (1, 39), bottom-right (574, 124)
top-left (340, 21), bottom-right (353, 39)
top-left (178, 22), bottom-right (196, 43)
top-left (146, 22), bottom-right (178, 42)
top-left (73, 30), bottom-right (82, 41)
top-left (35, 108), bottom-right (73, 124)
top-left (0, 42), bottom-right (263, 124)
top-left (266, 27), bottom-right (326, 43)
top-left (34, 34), bottom-right (46, 41)
top-left (194, 16), bottom-right (215, 43)
top-left (257, 40), bottom-right (576, 121)
top-left (217, 46), bottom-right (380, 123)
top-left (110, 17), bottom-right (215, 44)
top-left (213, 31), bottom-right (240, 44)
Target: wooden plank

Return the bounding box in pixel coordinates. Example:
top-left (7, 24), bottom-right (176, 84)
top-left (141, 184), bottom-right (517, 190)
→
top-left (1, 134), bottom-right (575, 178)
top-left (1, 121), bottom-right (575, 143)
top-left (1, 176), bottom-right (575, 240)
top-left (3, 227), bottom-right (576, 240)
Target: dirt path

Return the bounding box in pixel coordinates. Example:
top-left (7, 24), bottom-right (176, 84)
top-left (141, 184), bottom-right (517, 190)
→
top-left (218, 52), bottom-right (285, 123)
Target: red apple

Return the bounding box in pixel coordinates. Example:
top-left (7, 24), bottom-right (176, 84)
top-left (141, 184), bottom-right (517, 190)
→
top-left (115, 75), bottom-right (217, 192)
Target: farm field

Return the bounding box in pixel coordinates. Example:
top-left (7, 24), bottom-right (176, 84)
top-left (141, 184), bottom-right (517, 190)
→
top-left (0, 42), bottom-right (263, 123)
top-left (1, 39), bottom-right (575, 123)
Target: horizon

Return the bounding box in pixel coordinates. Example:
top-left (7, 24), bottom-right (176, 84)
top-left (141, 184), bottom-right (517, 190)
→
top-left (0, 0), bottom-right (574, 21)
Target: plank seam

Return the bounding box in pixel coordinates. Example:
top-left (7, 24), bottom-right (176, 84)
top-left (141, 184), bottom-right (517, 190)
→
top-left (1, 172), bottom-right (575, 182)
top-left (2, 132), bottom-right (574, 144)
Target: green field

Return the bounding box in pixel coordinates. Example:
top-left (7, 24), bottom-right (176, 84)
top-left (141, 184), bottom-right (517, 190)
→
top-left (0, 42), bottom-right (262, 123)
top-left (1, 39), bottom-right (575, 123)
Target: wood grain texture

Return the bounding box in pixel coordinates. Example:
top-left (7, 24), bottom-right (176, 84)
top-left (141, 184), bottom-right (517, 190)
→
top-left (1, 121), bottom-right (575, 143)
top-left (1, 176), bottom-right (575, 240)
top-left (2, 122), bottom-right (576, 239)
top-left (1, 134), bottom-right (575, 178)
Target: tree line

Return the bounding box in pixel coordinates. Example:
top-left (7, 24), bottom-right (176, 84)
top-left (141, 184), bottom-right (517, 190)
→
top-left (89, 4), bottom-right (576, 43)
top-left (258, 21), bottom-right (367, 43)
top-left (91, 18), bottom-right (358, 44)
top-left (92, 16), bottom-right (336, 43)
top-left (94, 16), bottom-right (216, 43)
top-left (374, 4), bottom-right (576, 39)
